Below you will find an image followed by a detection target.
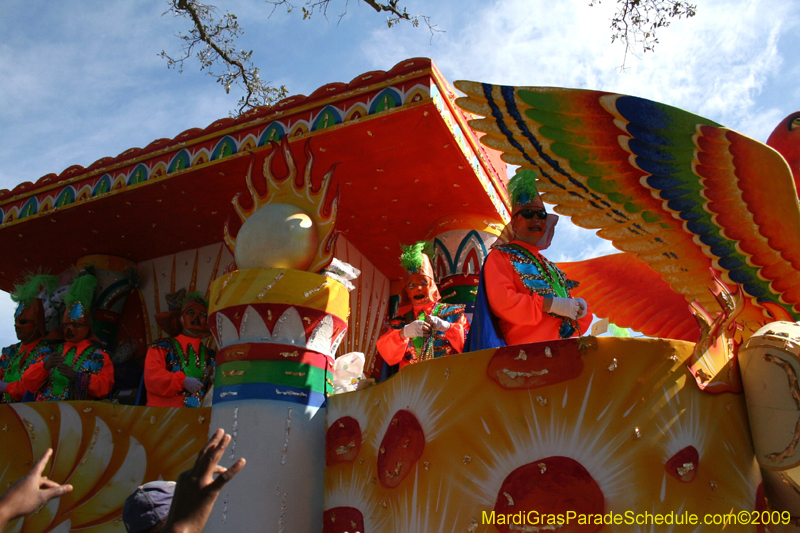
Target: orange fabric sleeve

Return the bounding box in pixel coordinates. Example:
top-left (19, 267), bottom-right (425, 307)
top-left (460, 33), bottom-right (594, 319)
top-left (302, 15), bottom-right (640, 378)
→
top-left (87, 350), bottom-right (115, 399)
top-left (21, 360), bottom-right (49, 396)
top-left (484, 250), bottom-right (547, 327)
top-left (443, 314), bottom-right (468, 354)
top-left (145, 345), bottom-right (186, 397)
top-left (376, 329), bottom-right (409, 367)
top-left (4, 380), bottom-right (27, 402)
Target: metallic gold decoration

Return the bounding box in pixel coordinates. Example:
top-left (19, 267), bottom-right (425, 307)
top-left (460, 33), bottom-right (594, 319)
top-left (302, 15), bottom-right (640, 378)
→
top-left (225, 140), bottom-right (339, 274)
top-left (235, 203), bottom-right (319, 271)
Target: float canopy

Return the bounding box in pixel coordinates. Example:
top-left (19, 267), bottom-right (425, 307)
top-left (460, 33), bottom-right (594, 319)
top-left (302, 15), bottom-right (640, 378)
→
top-left (0, 58), bottom-right (507, 290)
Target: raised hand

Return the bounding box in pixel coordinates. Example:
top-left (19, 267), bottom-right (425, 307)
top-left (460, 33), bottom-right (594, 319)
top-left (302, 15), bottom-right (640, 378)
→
top-left (0, 449), bottom-right (73, 529)
top-left (163, 429), bottom-right (246, 533)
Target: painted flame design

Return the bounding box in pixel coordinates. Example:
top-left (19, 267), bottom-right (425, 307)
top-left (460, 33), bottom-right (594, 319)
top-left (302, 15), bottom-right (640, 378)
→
top-left (224, 138), bottom-right (339, 273)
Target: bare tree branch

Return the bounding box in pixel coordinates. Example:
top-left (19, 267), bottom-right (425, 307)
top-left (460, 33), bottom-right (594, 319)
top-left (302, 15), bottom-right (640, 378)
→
top-left (161, 0), bottom-right (441, 115)
top-left (161, 0), bottom-right (288, 115)
top-left (265, 0), bottom-right (442, 36)
top-left (590, 0), bottom-right (697, 69)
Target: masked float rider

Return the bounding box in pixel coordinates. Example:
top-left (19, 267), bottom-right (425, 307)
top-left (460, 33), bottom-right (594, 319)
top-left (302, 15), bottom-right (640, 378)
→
top-left (24, 274), bottom-right (115, 401)
top-left (0, 275), bottom-right (59, 403)
top-left (468, 169), bottom-right (592, 350)
top-left (145, 292), bottom-right (215, 407)
top-left (377, 242), bottom-right (469, 371)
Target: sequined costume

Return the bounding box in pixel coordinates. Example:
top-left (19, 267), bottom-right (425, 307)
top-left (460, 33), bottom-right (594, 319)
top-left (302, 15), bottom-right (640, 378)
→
top-left (145, 334), bottom-right (216, 408)
top-left (377, 302), bottom-right (468, 370)
top-left (24, 339), bottom-right (115, 401)
top-left (482, 240), bottom-right (592, 345)
top-left (0, 340), bottom-right (54, 403)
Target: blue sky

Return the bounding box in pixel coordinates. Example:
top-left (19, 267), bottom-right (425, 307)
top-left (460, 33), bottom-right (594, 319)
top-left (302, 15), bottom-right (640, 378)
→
top-left (0, 0), bottom-right (798, 345)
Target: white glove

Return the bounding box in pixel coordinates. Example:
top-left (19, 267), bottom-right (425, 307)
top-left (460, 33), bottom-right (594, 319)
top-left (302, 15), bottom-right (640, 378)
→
top-left (575, 298), bottom-right (588, 319)
top-left (402, 320), bottom-right (429, 338)
top-left (548, 297), bottom-right (581, 320)
top-left (427, 316), bottom-right (451, 332)
top-left (183, 376), bottom-right (203, 394)
top-left (0, 380), bottom-right (7, 394)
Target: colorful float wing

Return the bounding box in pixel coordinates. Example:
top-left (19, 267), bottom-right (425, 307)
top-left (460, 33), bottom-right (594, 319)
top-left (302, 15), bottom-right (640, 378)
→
top-left (455, 82), bottom-right (800, 334)
top-left (558, 253), bottom-right (699, 341)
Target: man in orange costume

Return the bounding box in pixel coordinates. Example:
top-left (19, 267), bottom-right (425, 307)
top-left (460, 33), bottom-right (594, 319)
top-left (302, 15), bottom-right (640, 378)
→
top-left (0, 275), bottom-right (58, 403)
top-left (377, 242), bottom-right (469, 371)
top-left (145, 292), bottom-right (215, 407)
top-left (24, 274), bottom-right (115, 401)
top-left (470, 170), bottom-right (592, 348)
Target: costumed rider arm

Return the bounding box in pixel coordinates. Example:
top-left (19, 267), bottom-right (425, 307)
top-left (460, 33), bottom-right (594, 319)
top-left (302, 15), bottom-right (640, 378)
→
top-left (3, 380), bottom-right (29, 402)
top-left (376, 319), bottom-right (430, 366)
top-left (484, 251), bottom-right (592, 331)
top-left (546, 297), bottom-right (592, 333)
top-left (429, 315), bottom-right (468, 354)
top-left (377, 326), bottom-right (414, 367)
top-left (145, 345), bottom-right (188, 397)
top-left (20, 353), bottom-right (51, 397)
top-left (484, 251), bottom-right (550, 326)
top-left (85, 350), bottom-right (115, 398)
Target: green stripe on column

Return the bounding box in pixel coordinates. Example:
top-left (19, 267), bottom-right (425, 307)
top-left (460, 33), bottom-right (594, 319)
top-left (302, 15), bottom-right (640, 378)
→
top-left (216, 360), bottom-right (330, 395)
top-left (441, 284), bottom-right (479, 303)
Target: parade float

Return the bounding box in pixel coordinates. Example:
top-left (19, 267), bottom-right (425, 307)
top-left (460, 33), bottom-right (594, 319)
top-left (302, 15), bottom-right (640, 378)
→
top-left (0, 57), bottom-right (798, 532)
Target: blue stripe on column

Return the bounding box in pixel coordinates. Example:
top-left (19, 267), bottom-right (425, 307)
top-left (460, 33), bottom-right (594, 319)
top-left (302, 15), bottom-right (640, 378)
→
top-left (213, 382), bottom-right (327, 408)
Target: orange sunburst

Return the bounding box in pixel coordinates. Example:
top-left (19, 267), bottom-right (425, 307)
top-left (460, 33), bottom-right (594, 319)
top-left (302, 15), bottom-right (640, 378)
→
top-left (224, 138), bottom-right (340, 273)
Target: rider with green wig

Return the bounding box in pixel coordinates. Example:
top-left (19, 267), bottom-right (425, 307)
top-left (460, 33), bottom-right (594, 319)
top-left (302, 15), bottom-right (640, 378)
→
top-left (0, 274), bottom-right (59, 402)
top-left (24, 274), bottom-right (116, 401)
top-left (468, 169), bottom-right (592, 349)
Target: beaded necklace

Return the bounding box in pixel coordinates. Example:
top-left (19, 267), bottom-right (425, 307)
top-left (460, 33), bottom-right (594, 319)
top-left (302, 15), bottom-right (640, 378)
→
top-left (410, 302), bottom-right (444, 362)
top-left (504, 243), bottom-right (569, 298)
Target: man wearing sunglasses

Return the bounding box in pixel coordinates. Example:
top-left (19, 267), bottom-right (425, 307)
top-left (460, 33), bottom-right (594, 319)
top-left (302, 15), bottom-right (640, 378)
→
top-left (468, 169), bottom-right (592, 348)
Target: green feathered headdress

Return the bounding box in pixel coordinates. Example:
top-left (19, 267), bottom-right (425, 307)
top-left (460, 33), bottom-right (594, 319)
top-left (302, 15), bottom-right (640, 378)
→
top-left (507, 168), bottom-right (540, 208)
top-left (64, 274), bottom-right (97, 321)
top-left (10, 273), bottom-right (60, 307)
top-left (400, 241), bottom-right (434, 274)
top-left (182, 291), bottom-right (208, 309)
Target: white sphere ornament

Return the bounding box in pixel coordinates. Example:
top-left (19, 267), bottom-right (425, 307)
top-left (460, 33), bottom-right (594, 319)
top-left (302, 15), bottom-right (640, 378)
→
top-left (234, 203), bottom-right (319, 271)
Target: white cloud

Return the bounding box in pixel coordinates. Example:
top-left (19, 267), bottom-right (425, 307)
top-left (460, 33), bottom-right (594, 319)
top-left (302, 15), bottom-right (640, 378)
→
top-left (364, 0), bottom-right (798, 141)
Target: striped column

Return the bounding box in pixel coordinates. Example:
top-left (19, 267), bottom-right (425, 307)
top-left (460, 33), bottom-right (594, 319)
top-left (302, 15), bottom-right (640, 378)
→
top-left (429, 215), bottom-right (502, 315)
top-left (205, 268), bottom-right (349, 532)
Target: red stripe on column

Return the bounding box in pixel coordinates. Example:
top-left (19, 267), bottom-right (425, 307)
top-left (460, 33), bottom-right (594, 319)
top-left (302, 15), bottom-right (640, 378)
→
top-left (217, 343), bottom-right (334, 371)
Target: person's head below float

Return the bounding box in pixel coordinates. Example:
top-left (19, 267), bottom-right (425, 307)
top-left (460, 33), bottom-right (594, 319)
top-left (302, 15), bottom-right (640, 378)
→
top-left (146, 291), bottom-right (215, 408)
top-left (467, 169), bottom-right (592, 350)
top-left (0, 274), bottom-right (61, 403)
top-left (0, 429), bottom-right (244, 533)
top-left (375, 242), bottom-right (470, 371)
top-left (122, 481), bottom-right (175, 533)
